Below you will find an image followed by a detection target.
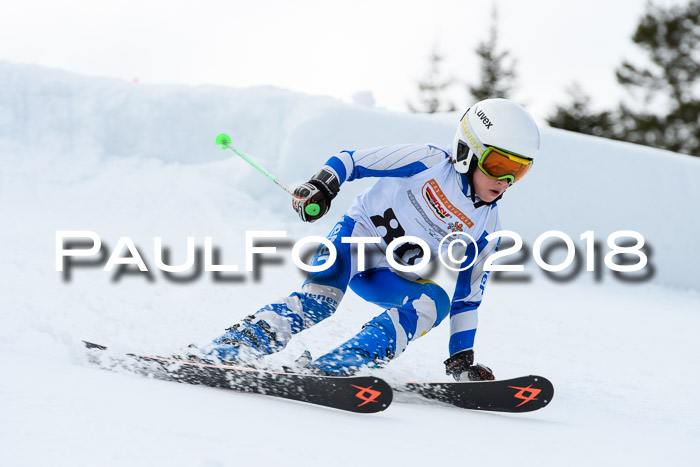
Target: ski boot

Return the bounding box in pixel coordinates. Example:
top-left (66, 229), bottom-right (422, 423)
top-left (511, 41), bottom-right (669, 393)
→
top-left (199, 315), bottom-right (282, 364)
top-left (306, 319), bottom-right (396, 376)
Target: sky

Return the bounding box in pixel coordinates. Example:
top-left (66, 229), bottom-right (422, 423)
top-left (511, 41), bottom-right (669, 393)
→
top-left (0, 0), bottom-right (689, 122)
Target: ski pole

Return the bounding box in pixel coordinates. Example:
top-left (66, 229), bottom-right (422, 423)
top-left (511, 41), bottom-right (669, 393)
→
top-left (215, 133), bottom-right (320, 217)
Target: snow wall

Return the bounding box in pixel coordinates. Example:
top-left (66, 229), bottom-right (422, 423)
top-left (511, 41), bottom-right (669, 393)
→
top-left (1, 60), bottom-right (698, 293)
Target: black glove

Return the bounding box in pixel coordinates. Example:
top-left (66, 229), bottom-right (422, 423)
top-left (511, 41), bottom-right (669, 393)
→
top-left (292, 167), bottom-right (340, 222)
top-left (444, 349), bottom-right (495, 382)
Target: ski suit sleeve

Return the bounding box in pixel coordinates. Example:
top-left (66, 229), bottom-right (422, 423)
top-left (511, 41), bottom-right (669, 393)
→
top-left (321, 144), bottom-right (450, 187)
top-left (448, 211), bottom-right (502, 356)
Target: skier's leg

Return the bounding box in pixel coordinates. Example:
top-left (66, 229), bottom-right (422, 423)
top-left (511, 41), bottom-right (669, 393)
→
top-left (201, 217), bottom-right (357, 362)
top-left (307, 268), bottom-right (450, 375)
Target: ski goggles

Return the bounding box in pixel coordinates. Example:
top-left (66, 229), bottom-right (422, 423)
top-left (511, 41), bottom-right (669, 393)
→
top-left (458, 140), bottom-right (533, 184)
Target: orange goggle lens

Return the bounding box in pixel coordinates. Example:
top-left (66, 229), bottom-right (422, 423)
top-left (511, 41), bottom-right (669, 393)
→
top-left (478, 147), bottom-right (533, 184)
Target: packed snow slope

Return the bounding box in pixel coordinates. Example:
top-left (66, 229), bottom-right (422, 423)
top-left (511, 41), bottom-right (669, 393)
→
top-left (1, 61), bottom-right (699, 466)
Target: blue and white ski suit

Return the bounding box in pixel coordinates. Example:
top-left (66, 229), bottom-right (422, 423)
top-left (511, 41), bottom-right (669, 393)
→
top-left (248, 143), bottom-right (501, 369)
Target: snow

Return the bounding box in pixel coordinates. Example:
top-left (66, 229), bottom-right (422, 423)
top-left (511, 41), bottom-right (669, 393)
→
top-left (1, 61), bottom-right (699, 466)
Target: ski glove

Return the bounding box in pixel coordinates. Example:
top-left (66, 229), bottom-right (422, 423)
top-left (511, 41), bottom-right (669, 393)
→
top-left (444, 349), bottom-right (495, 382)
top-left (292, 167), bottom-right (340, 222)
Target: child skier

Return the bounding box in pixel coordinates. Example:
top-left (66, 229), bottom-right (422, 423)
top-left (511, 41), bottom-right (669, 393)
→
top-left (200, 98), bottom-right (540, 381)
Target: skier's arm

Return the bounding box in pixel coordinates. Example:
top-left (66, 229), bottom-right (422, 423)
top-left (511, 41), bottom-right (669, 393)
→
top-left (323, 144), bottom-right (450, 187)
top-left (293, 144), bottom-right (448, 222)
top-left (446, 216), bottom-right (501, 380)
top-left (448, 234), bottom-right (497, 355)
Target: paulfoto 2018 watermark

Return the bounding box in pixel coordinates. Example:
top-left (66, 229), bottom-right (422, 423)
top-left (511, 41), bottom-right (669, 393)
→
top-left (55, 229), bottom-right (649, 278)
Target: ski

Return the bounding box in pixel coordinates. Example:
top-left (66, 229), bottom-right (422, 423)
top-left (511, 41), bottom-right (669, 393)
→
top-left (83, 341), bottom-right (551, 413)
top-left (394, 375), bottom-right (554, 413)
top-left (83, 342), bottom-right (392, 414)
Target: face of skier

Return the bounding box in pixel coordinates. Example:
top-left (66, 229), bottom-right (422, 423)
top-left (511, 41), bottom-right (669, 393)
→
top-left (472, 167), bottom-right (509, 202)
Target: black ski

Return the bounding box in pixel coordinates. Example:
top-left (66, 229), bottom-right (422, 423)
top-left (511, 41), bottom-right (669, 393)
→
top-left (83, 342), bottom-right (392, 414)
top-left (394, 375), bottom-right (554, 413)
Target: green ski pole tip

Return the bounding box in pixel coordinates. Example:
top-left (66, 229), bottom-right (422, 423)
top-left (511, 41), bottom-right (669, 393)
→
top-left (215, 133), bottom-right (232, 148)
top-left (305, 203), bottom-right (320, 216)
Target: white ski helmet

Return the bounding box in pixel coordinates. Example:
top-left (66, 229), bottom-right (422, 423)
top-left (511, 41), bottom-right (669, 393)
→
top-left (452, 98), bottom-right (540, 176)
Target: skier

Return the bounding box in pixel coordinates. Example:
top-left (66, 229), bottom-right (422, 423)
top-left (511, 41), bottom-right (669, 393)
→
top-left (200, 98), bottom-right (540, 381)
